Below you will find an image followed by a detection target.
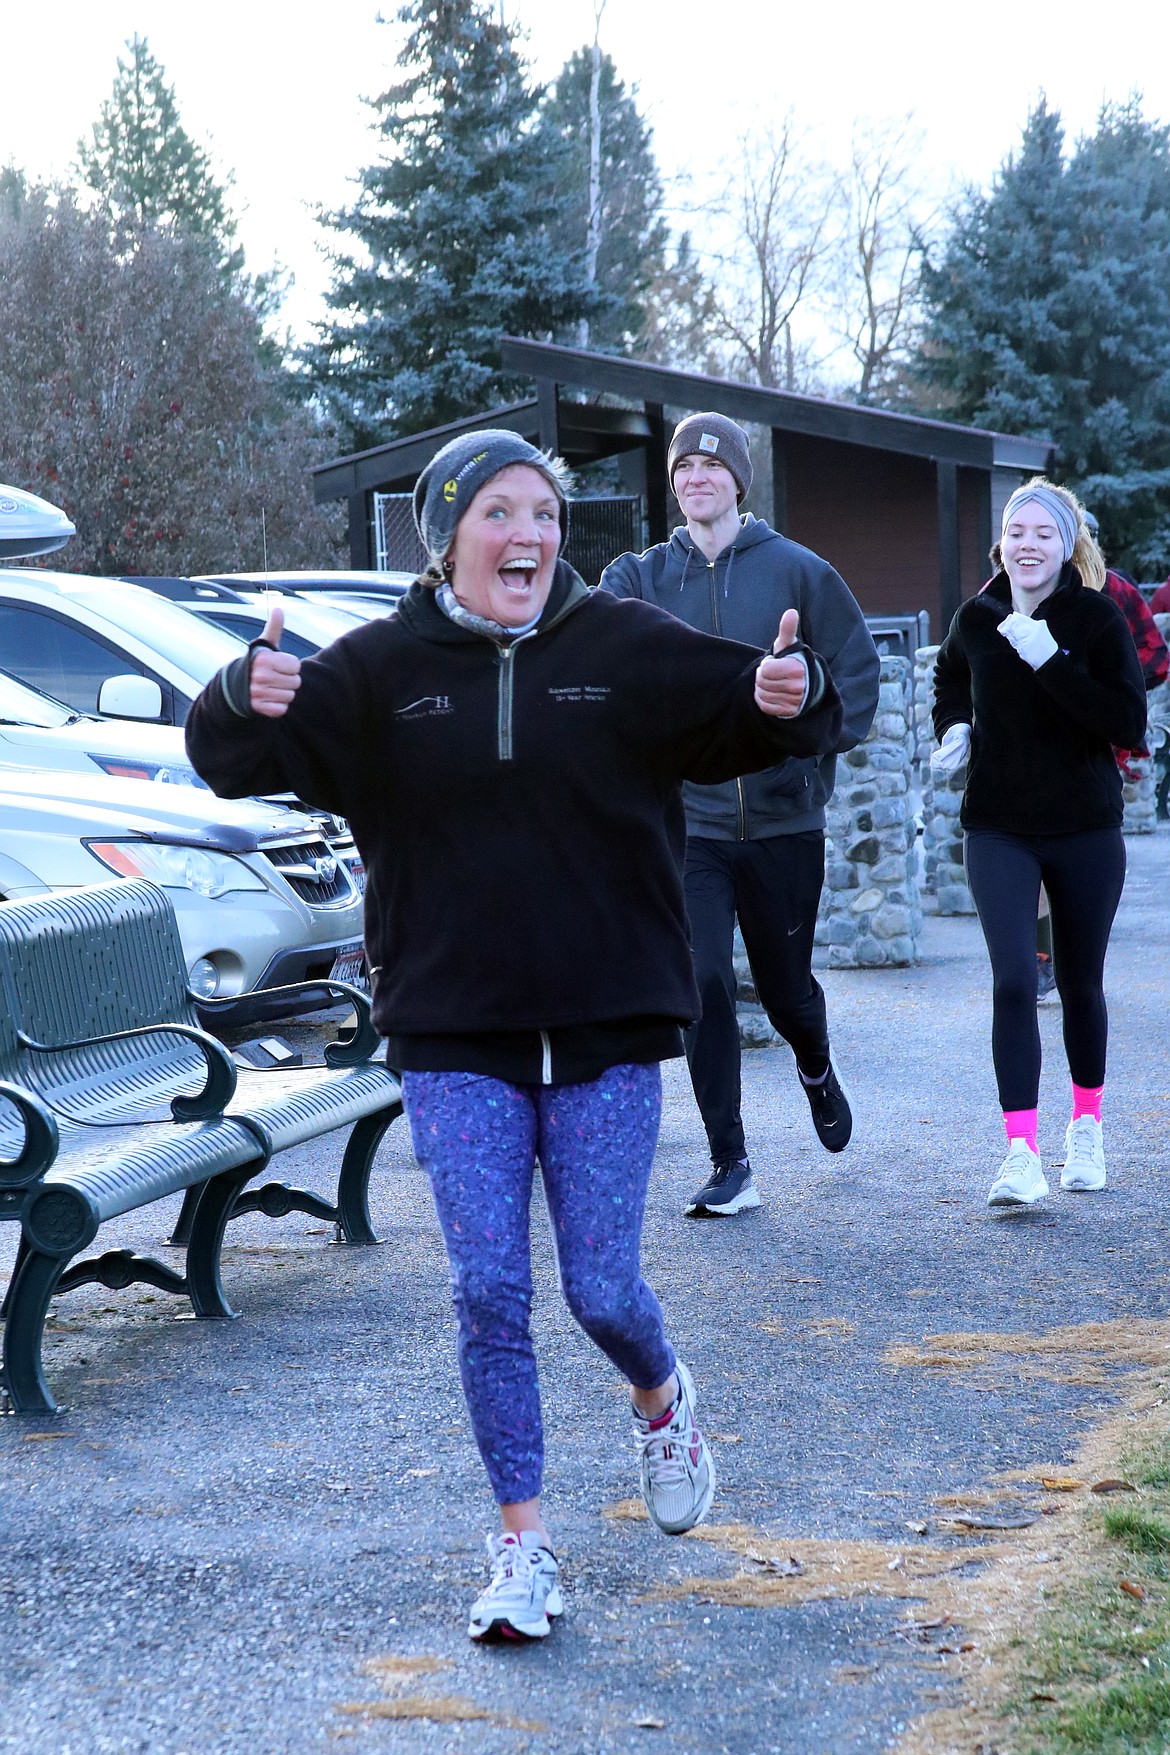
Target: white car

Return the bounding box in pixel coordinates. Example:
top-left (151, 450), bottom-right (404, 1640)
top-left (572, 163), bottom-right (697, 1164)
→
top-left (0, 767), bottom-right (366, 1024)
top-left (200, 569), bottom-right (410, 621)
top-left (173, 593), bottom-right (369, 657)
top-left (0, 568), bottom-right (248, 725)
top-left (0, 665), bottom-right (206, 786)
top-left (0, 666), bottom-right (366, 897)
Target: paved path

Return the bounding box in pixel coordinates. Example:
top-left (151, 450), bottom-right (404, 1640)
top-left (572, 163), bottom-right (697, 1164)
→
top-left (2, 830), bottom-right (1167, 1755)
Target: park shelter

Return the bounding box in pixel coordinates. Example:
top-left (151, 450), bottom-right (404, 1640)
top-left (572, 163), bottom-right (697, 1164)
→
top-left (311, 337), bottom-right (1053, 639)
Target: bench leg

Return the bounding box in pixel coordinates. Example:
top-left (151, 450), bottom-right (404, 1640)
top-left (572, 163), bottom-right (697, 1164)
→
top-left (335, 1103), bottom-right (403, 1244)
top-left (185, 1162), bottom-right (264, 1321)
top-left (168, 1182), bottom-right (207, 1249)
top-left (2, 1246), bottom-right (66, 1415)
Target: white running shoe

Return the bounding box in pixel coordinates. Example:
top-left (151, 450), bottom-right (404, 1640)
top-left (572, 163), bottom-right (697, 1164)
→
top-left (987, 1140), bottom-right (1049, 1208)
top-left (1061, 1116), bottom-right (1107, 1192)
top-left (634, 1359), bottom-right (716, 1535)
top-left (467, 1531), bottom-right (563, 1643)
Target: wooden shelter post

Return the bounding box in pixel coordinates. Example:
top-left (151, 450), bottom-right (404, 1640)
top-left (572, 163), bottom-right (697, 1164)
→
top-left (348, 493), bottom-right (372, 570)
top-left (936, 459), bottom-right (962, 630)
top-left (770, 430), bottom-right (788, 533)
top-left (644, 402), bottom-right (669, 543)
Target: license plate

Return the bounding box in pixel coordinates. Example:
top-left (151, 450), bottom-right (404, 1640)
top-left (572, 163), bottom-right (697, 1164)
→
top-left (329, 946), bottom-right (368, 990)
top-left (347, 859), bottom-right (366, 894)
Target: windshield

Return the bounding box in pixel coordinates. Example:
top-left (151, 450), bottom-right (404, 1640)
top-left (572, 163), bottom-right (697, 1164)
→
top-left (68, 583), bottom-right (246, 681)
top-left (0, 666), bottom-right (77, 727)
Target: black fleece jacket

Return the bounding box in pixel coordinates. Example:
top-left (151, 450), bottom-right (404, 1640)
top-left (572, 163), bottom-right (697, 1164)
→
top-left (932, 568), bottom-right (1147, 834)
top-left (185, 564), bottom-right (842, 1078)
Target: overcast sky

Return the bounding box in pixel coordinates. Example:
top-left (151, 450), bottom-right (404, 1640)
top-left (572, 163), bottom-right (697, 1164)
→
top-left (3, 0), bottom-right (1167, 342)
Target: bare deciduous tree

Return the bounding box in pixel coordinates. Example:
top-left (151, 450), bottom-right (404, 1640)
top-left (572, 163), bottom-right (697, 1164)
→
top-left (830, 120), bottom-right (933, 403)
top-left (707, 116), bottom-right (838, 390)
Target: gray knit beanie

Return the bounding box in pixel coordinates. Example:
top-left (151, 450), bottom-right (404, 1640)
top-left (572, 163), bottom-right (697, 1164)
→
top-left (413, 431), bottom-right (570, 563)
top-left (667, 412), bottom-right (753, 502)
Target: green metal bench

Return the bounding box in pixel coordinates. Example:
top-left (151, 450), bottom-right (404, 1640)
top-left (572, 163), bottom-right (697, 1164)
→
top-left (0, 880), bottom-right (402, 1414)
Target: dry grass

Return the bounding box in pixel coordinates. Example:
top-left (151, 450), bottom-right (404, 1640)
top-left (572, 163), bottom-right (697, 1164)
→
top-left (360, 1655), bottom-right (453, 1682)
top-left (645, 1521), bottom-right (996, 1610)
top-left (886, 1319), bottom-right (1170, 1387)
top-left (338, 1694), bottom-right (544, 1729)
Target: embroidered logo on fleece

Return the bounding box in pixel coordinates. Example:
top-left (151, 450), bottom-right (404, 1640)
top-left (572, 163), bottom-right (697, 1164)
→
top-left (396, 695), bottom-right (454, 719)
top-left (698, 433), bottom-right (720, 454)
top-left (548, 686), bottom-right (611, 704)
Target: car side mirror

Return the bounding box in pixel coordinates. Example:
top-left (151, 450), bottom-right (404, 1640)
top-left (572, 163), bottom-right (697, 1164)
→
top-left (97, 675), bottom-right (164, 720)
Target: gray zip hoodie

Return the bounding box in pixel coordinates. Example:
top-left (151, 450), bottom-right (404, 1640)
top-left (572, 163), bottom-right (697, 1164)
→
top-left (600, 515), bottom-right (879, 838)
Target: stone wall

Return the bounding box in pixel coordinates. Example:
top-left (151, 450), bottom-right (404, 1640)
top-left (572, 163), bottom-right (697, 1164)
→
top-left (914, 644), bottom-right (974, 915)
top-left (815, 654), bottom-right (923, 966)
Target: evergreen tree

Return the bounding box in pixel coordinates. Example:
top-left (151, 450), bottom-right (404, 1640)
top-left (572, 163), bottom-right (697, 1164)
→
top-left (308, 0), bottom-right (598, 446)
top-left (919, 98), bottom-right (1170, 574)
top-left (77, 35), bottom-right (237, 257)
top-left (538, 48), bottom-right (667, 354)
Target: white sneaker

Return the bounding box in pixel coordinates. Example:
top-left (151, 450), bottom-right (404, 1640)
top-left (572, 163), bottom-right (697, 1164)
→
top-left (1062, 1115), bottom-right (1107, 1192)
top-left (987, 1140), bottom-right (1049, 1207)
top-left (635, 1359), bottom-right (716, 1535)
top-left (467, 1531), bottom-right (563, 1642)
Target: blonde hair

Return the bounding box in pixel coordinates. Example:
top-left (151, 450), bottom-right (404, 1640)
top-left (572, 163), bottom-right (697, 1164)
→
top-left (991, 475), bottom-right (1105, 590)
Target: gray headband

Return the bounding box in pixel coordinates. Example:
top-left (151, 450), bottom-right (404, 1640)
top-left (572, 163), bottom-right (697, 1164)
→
top-left (1001, 486), bottom-right (1078, 562)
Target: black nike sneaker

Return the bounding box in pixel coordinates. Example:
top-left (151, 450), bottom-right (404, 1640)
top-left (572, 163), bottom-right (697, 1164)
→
top-left (684, 1156), bottom-right (760, 1217)
top-left (800, 1058), bottom-right (853, 1152)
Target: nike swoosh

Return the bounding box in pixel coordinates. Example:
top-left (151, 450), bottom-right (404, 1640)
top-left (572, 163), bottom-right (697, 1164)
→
top-left (787, 924), bottom-right (802, 936)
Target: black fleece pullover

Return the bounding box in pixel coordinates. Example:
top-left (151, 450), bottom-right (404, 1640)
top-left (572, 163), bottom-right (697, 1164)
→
top-left (185, 564), bottom-right (842, 1081)
top-left (932, 568), bottom-right (1147, 834)
top-left (600, 515), bottom-right (879, 839)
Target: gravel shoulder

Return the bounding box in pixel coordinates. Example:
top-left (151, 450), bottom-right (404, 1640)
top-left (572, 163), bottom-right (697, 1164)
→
top-left (1, 829), bottom-right (1167, 1755)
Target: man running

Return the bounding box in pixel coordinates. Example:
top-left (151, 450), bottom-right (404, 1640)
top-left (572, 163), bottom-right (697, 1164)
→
top-left (601, 413), bottom-right (879, 1217)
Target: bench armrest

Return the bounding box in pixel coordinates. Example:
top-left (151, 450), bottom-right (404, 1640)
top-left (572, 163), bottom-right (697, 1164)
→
top-left (195, 979), bottom-right (380, 1066)
top-left (17, 1024), bottom-right (237, 1121)
top-left (0, 1080), bottom-right (61, 1187)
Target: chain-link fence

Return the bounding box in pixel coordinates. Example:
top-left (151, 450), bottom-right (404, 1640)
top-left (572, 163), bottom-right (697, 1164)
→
top-left (374, 491), bottom-right (643, 587)
top-left (373, 494), bottom-right (428, 575)
top-left (564, 497), bottom-right (642, 586)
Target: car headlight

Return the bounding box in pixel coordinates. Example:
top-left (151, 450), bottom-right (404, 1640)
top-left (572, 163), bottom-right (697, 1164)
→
top-left (86, 840), bottom-right (268, 898)
top-left (89, 755), bottom-right (210, 789)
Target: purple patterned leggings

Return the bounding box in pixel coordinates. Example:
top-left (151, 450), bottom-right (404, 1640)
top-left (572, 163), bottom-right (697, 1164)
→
top-left (402, 1062), bottom-right (676, 1505)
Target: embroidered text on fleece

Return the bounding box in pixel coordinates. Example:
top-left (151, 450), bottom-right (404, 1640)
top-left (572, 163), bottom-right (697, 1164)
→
top-left (184, 563), bottom-right (842, 1041)
top-left (600, 515), bottom-right (879, 839)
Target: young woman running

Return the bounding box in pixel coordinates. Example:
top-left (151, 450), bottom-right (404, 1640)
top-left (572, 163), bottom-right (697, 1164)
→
top-left (931, 479), bottom-right (1146, 1207)
top-left (185, 431), bottom-right (841, 1642)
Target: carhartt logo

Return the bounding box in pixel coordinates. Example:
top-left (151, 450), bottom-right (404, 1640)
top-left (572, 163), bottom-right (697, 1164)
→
top-left (698, 433), bottom-right (720, 454)
top-left (396, 695), bottom-right (454, 720)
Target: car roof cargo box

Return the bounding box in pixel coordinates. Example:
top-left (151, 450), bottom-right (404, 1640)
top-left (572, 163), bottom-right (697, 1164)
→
top-left (0, 485), bottom-right (76, 560)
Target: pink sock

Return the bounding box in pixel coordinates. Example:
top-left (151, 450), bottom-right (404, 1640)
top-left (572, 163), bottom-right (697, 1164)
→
top-left (1071, 1082), bottom-right (1104, 1123)
top-left (1003, 1109), bottom-right (1038, 1152)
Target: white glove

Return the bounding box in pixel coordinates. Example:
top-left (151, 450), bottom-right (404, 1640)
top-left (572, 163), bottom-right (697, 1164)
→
top-left (930, 722), bottom-right (971, 774)
top-left (998, 611), bottom-right (1058, 670)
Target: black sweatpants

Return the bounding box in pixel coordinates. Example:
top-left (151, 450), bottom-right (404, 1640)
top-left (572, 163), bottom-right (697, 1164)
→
top-left (964, 826), bottom-right (1126, 1112)
top-left (683, 832), bottom-right (830, 1164)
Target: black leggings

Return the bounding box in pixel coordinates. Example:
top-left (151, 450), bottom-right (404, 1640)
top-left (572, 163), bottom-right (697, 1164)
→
top-left (964, 827), bottom-right (1126, 1111)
